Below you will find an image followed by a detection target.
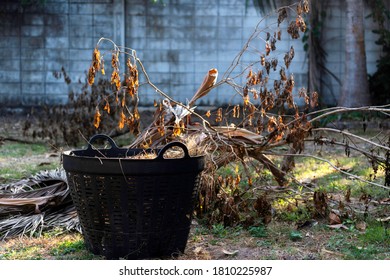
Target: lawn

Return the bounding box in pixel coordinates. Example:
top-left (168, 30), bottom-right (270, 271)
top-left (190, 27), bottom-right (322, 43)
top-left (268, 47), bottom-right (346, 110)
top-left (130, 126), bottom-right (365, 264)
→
top-left (0, 130), bottom-right (389, 260)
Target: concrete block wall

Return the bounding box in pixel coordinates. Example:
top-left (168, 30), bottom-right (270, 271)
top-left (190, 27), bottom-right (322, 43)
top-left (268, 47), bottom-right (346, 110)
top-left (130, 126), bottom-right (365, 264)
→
top-left (0, 0), bottom-right (121, 107)
top-left (126, 0), bottom-right (309, 105)
top-left (0, 0), bottom-right (386, 107)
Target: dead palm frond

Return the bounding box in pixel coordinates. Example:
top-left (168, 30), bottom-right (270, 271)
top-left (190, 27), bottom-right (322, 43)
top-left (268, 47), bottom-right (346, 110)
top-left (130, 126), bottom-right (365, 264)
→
top-left (0, 169), bottom-right (80, 240)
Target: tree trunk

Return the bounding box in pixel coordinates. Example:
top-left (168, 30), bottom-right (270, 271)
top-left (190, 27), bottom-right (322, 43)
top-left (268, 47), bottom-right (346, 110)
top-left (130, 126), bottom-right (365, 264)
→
top-left (338, 0), bottom-right (371, 107)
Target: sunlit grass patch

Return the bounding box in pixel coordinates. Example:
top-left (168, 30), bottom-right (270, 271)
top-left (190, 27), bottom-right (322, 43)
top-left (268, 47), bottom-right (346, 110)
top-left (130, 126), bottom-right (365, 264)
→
top-left (0, 142), bottom-right (49, 158)
top-left (293, 153), bottom-right (387, 198)
top-left (0, 141), bottom-right (60, 182)
top-left (0, 233), bottom-right (103, 260)
top-left (323, 218), bottom-right (390, 260)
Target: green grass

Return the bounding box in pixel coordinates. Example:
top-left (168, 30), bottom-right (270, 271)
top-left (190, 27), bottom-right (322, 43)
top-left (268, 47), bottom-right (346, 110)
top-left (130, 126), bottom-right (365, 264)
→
top-left (0, 163), bottom-right (59, 181)
top-left (0, 233), bottom-right (103, 260)
top-left (0, 134), bottom-right (389, 260)
top-left (49, 239), bottom-right (100, 260)
top-left (0, 142), bottom-right (48, 158)
top-left (50, 239), bottom-right (85, 256)
top-left (0, 141), bottom-right (59, 182)
top-left (325, 222), bottom-right (390, 260)
top-left (248, 225), bottom-right (268, 238)
top-left (211, 223), bottom-right (243, 238)
top-left (0, 246), bottom-right (45, 260)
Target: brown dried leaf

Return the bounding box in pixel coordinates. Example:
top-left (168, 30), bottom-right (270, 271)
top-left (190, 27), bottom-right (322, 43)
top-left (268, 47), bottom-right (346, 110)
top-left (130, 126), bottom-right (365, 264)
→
top-left (216, 108), bottom-right (223, 122)
top-left (87, 66), bottom-right (96, 86)
top-left (133, 107), bottom-right (140, 120)
top-left (92, 48), bottom-right (101, 71)
top-left (111, 50), bottom-right (119, 69)
top-left (267, 116), bottom-right (277, 132)
top-left (313, 191), bottom-right (327, 217)
top-left (254, 194), bottom-right (272, 224)
top-left (302, 0), bottom-right (310, 13)
top-left (93, 108), bottom-right (101, 129)
top-left (356, 221), bottom-right (366, 232)
top-left (260, 54), bottom-right (265, 66)
top-left (310, 91), bottom-right (319, 108)
top-left (277, 7), bottom-right (288, 25)
top-left (297, 2), bottom-right (303, 15)
top-left (345, 187), bottom-right (351, 203)
top-left (103, 100), bottom-right (110, 114)
top-left (118, 110), bottom-right (126, 130)
top-left (265, 41), bottom-right (271, 56)
top-left (280, 67), bottom-right (287, 81)
top-left (329, 212), bottom-right (341, 225)
top-left (173, 122), bottom-right (183, 137)
top-left (111, 70), bottom-right (121, 91)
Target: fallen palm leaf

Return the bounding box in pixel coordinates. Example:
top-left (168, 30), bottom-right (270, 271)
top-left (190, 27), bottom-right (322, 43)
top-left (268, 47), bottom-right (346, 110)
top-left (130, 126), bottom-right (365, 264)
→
top-left (0, 169), bottom-right (80, 240)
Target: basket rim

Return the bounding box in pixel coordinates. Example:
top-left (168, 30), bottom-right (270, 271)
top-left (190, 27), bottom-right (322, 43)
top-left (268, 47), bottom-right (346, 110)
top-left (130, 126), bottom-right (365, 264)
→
top-left (62, 149), bottom-right (204, 161)
top-left (62, 150), bottom-right (205, 176)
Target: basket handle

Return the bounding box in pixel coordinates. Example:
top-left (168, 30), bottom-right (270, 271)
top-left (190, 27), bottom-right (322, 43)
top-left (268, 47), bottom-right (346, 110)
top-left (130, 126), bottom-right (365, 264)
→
top-left (86, 134), bottom-right (120, 152)
top-left (157, 142), bottom-right (190, 160)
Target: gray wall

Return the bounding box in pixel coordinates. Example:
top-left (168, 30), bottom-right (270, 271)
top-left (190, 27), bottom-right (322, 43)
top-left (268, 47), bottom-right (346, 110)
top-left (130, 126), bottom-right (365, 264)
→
top-left (0, 0), bottom-right (384, 107)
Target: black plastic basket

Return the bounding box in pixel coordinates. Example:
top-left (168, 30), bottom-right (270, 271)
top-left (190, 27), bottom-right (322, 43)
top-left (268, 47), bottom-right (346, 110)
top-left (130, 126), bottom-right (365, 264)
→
top-left (62, 134), bottom-right (204, 259)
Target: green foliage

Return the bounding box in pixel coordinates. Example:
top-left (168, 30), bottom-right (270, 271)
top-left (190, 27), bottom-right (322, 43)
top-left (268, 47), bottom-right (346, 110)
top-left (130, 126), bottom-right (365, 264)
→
top-left (248, 225), bottom-right (268, 238)
top-left (289, 231), bottom-right (303, 241)
top-left (0, 142), bottom-right (48, 158)
top-left (211, 223), bottom-right (229, 238)
top-left (0, 142), bottom-right (58, 182)
top-left (211, 224), bottom-right (244, 239)
top-left (279, 206), bottom-right (311, 222)
top-left (360, 224), bottom-right (390, 246)
top-left (50, 240), bottom-right (85, 256)
top-left (0, 246), bottom-right (44, 260)
top-left (326, 222), bottom-right (390, 259)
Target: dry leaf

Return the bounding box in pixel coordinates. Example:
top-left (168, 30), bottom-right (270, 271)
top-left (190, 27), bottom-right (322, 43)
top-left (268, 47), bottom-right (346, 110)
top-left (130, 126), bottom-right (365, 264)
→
top-left (321, 248), bottom-right (345, 257)
top-left (379, 198), bottom-right (390, 205)
top-left (254, 194), bottom-right (273, 224)
top-left (327, 224), bottom-right (348, 230)
top-left (345, 187), bottom-right (351, 203)
top-left (93, 108), bottom-right (101, 129)
top-left (193, 247), bottom-right (203, 254)
top-left (376, 216), bottom-right (390, 222)
top-left (222, 249), bottom-right (239, 256)
top-left (329, 212), bottom-right (341, 225)
top-left (313, 190), bottom-right (327, 217)
top-left (118, 110), bottom-right (126, 130)
top-left (104, 100), bottom-right (111, 114)
top-left (355, 221), bottom-right (366, 231)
